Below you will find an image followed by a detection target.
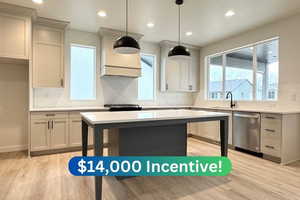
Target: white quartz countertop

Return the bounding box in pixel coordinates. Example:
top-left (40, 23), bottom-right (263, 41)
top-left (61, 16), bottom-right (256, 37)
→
top-left (29, 107), bottom-right (108, 112)
top-left (29, 105), bottom-right (191, 112)
top-left (81, 109), bottom-right (229, 125)
top-left (192, 106), bottom-right (300, 114)
top-left (29, 105), bottom-right (300, 114)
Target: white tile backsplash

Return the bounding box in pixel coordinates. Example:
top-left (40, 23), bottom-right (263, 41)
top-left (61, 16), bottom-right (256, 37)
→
top-left (32, 30), bottom-right (193, 109)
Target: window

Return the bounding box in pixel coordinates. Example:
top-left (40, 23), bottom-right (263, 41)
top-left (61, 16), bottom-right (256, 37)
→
top-left (207, 38), bottom-right (279, 101)
top-left (70, 44), bottom-right (96, 100)
top-left (138, 54), bottom-right (155, 101)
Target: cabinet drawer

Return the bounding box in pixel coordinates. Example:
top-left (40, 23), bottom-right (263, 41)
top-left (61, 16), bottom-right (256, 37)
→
top-left (261, 137), bottom-right (281, 157)
top-left (31, 112), bottom-right (68, 120)
top-left (69, 112), bottom-right (81, 119)
top-left (261, 114), bottom-right (281, 135)
top-left (261, 113), bottom-right (281, 121)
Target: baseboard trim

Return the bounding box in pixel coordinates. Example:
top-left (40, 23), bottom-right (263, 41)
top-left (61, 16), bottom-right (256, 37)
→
top-left (189, 134), bottom-right (234, 149)
top-left (0, 145), bottom-right (28, 153)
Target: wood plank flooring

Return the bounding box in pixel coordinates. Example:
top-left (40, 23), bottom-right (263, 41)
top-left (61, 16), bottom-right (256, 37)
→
top-left (1, 138), bottom-right (300, 200)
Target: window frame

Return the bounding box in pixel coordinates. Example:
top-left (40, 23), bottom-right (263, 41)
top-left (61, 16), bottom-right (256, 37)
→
top-left (138, 53), bottom-right (156, 103)
top-left (69, 43), bottom-right (97, 101)
top-left (205, 37), bottom-right (279, 102)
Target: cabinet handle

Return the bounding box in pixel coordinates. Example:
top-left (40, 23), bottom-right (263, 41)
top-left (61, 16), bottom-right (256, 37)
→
top-left (189, 85), bottom-right (192, 91)
top-left (265, 129), bottom-right (275, 133)
top-left (34, 122), bottom-right (47, 125)
top-left (46, 114), bottom-right (55, 117)
top-left (51, 120), bottom-right (54, 129)
top-left (264, 116), bottom-right (276, 119)
top-left (60, 79), bottom-right (64, 87)
top-left (48, 121), bottom-right (50, 129)
top-left (166, 83), bottom-right (169, 90)
top-left (265, 145), bottom-right (275, 149)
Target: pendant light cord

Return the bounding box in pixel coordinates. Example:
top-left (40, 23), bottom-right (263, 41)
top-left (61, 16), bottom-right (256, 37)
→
top-left (126, 0), bottom-right (128, 36)
top-left (178, 4), bottom-right (181, 45)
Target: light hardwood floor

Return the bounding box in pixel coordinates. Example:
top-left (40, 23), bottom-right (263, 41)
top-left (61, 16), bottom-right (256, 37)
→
top-left (1, 138), bottom-right (300, 200)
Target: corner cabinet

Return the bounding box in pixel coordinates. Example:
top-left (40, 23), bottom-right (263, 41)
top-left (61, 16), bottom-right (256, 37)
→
top-left (160, 41), bottom-right (200, 92)
top-left (33, 17), bottom-right (69, 88)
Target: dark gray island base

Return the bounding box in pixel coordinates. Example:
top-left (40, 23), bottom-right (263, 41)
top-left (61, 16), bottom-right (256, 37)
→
top-left (81, 110), bottom-right (229, 200)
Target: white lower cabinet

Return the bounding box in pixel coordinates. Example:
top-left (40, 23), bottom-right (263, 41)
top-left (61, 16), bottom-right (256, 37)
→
top-left (30, 112), bottom-right (69, 152)
top-left (69, 118), bottom-right (82, 147)
top-left (30, 119), bottom-right (50, 151)
top-left (261, 114), bottom-right (282, 158)
top-left (51, 119), bottom-right (69, 149)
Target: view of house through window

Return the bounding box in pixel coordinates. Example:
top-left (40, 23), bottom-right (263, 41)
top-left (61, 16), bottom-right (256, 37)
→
top-left (138, 54), bottom-right (155, 101)
top-left (207, 39), bottom-right (279, 101)
top-left (70, 44), bottom-right (96, 100)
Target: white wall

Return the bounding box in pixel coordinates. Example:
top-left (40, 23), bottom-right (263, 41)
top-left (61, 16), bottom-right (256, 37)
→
top-left (194, 13), bottom-right (300, 109)
top-left (0, 63), bottom-right (28, 152)
top-left (33, 29), bottom-right (193, 108)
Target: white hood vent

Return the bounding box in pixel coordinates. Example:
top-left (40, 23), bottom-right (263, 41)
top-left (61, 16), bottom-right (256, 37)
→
top-left (99, 28), bottom-right (143, 78)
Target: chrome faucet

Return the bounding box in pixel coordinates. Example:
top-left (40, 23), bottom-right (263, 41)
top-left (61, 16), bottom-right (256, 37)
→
top-left (226, 92), bottom-right (236, 108)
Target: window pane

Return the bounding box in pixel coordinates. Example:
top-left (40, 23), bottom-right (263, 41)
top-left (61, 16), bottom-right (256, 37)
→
top-left (208, 55), bottom-right (223, 100)
top-left (256, 39), bottom-right (279, 100)
top-left (225, 47), bottom-right (254, 101)
top-left (138, 54), bottom-right (155, 101)
top-left (70, 45), bottom-right (96, 100)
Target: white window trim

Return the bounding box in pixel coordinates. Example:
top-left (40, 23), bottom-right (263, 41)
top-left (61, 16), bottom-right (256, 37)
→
top-left (69, 43), bottom-right (97, 101)
top-left (138, 53), bottom-right (157, 103)
top-left (205, 37), bottom-right (279, 102)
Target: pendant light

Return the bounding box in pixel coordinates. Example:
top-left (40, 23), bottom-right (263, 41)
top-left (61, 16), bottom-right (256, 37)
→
top-left (168, 0), bottom-right (191, 60)
top-left (113, 0), bottom-right (140, 54)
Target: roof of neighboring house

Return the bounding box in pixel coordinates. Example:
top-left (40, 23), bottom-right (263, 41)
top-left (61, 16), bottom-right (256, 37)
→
top-left (210, 79), bottom-right (252, 92)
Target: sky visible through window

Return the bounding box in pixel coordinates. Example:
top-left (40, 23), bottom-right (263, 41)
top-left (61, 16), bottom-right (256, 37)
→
top-left (70, 45), bottom-right (96, 100)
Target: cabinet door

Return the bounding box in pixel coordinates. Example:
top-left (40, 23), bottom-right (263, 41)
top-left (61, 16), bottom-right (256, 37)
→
top-left (196, 121), bottom-right (220, 141)
top-left (179, 60), bottom-right (190, 91)
top-left (51, 119), bottom-right (69, 149)
top-left (31, 119), bottom-right (50, 151)
top-left (189, 50), bottom-right (199, 92)
top-left (69, 119), bottom-right (82, 147)
top-left (0, 14), bottom-right (29, 59)
top-left (165, 59), bottom-right (181, 91)
top-left (33, 26), bottom-right (64, 88)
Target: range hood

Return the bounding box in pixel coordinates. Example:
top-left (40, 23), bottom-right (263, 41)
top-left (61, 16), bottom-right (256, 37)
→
top-left (98, 28), bottom-right (143, 78)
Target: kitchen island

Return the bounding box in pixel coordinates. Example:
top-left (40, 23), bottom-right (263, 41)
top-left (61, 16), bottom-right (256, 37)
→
top-left (81, 109), bottom-right (229, 200)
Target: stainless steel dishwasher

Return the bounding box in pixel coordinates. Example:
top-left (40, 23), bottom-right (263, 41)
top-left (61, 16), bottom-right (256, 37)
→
top-left (233, 112), bottom-right (261, 153)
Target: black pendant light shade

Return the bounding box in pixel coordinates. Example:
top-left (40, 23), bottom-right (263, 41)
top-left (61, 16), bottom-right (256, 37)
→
top-left (168, 45), bottom-right (190, 58)
top-left (114, 35), bottom-right (140, 54)
top-left (113, 0), bottom-right (140, 54)
top-left (168, 0), bottom-right (191, 60)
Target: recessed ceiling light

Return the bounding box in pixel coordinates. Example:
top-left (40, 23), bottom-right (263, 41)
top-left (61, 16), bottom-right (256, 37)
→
top-left (225, 10), bottom-right (235, 17)
top-left (32, 0), bottom-right (43, 4)
top-left (147, 22), bottom-right (155, 28)
top-left (97, 10), bottom-right (107, 17)
top-left (186, 31), bottom-right (193, 36)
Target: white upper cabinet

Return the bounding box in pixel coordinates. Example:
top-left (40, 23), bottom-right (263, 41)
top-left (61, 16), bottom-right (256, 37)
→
top-left (0, 3), bottom-right (35, 62)
top-left (99, 27), bottom-right (143, 78)
top-left (33, 17), bottom-right (69, 88)
top-left (160, 41), bottom-right (200, 92)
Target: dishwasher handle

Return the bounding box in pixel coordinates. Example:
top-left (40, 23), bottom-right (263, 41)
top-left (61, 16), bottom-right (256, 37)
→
top-left (234, 113), bottom-right (260, 119)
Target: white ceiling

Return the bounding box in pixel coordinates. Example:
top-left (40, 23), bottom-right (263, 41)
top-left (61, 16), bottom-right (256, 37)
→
top-left (2, 0), bottom-right (300, 46)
